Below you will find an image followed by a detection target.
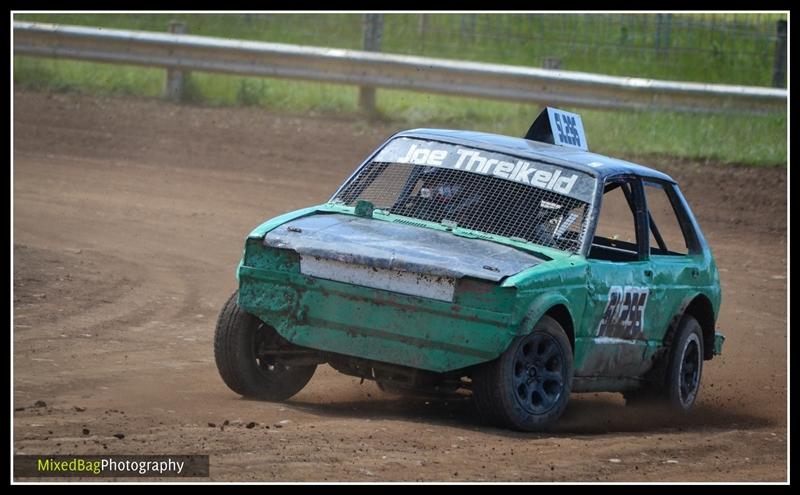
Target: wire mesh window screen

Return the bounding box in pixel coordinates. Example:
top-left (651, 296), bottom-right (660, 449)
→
top-left (334, 159), bottom-right (593, 253)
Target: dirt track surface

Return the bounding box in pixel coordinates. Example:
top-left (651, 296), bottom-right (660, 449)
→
top-left (13, 90), bottom-right (787, 482)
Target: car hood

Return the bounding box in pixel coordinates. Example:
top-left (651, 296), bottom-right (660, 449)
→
top-left (263, 213), bottom-right (545, 282)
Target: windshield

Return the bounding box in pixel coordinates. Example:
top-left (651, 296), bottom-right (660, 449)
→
top-left (331, 137), bottom-right (597, 253)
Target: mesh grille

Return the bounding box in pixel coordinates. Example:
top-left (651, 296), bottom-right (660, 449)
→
top-left (334, 161), bottom-right (592, 253)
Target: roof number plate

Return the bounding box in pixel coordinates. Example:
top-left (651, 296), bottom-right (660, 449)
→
top-left (546, 108), bottom-right (588, 151)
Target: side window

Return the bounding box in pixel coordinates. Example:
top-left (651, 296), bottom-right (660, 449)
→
top-left (643, 182), bottom-right (690, 256)
top-left (589, 179), bottom-right (641, 262)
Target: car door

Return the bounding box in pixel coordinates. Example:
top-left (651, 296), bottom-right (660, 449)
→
top-left (577, 175), bottom-right (656, 379)
top-left (641, 179), bottom-right (707, 345)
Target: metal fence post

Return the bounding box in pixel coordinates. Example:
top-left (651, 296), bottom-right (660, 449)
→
top-left (418, 14), bottom-right (429, 53)
top-left (655, 13), bottom-right (672, 57)
top-left (772, 19), bottom-right (787, 88)
top-left (359, 14), bottom-right (383, 117)
top-left (165, 21), bottom-right (187, 101)
top-left (460, 14), bottom-right (476, 43)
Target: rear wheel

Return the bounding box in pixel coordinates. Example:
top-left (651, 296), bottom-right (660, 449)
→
top-left (473, 316), bottom-right (573, 431)
top-left (664, 315), bottom-right (704, 411)
top-left (624, 314), bottom-right (703, 412)
top-left (214, 291), bottom-right (316, 401)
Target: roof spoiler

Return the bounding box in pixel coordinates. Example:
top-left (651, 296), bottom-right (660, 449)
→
top-left (524, 107), bottom-right (589, 151)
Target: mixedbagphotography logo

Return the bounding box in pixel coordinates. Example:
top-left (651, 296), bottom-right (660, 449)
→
top-left (14, 455), bottom-right (209, 478)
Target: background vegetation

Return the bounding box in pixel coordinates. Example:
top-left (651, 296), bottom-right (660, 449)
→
top-left (14, 13), bottom-right (788, 166)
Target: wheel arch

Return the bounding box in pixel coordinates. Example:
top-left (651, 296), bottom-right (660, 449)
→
top-left (519, 294), bottom-right (576, 353)
top-left (662, 292), bottom-right (716, 361)
top-left (682, 293), bottom-right (717, 360)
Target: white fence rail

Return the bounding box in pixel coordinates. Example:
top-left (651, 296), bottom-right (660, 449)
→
top-left (13, 21), bottom-right (787, 114)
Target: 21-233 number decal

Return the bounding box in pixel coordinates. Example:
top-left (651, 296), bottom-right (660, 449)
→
top-left (596, 286), bottom-right (649, 339)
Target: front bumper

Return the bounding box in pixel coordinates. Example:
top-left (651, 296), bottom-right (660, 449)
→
top-left (237, 256), bottom-right (518, 373)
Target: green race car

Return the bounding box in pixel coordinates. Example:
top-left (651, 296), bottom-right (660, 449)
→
top-left (214, 107), bottom-right (725, 431)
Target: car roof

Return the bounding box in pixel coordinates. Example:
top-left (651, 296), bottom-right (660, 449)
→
top-left (395, 128), bottom-right (677, 184)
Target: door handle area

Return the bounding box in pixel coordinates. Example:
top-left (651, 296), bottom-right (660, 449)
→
top-left (644, 269), bottom-right (653, 277)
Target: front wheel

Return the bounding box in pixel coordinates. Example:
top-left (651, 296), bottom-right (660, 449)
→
top-left (473, 316), bottom-right (573, 431)
top-left (214, 291), bottom-right (316, 401)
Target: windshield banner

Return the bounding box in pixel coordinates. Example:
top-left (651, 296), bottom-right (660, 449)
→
top-left (374, 137), bottom-right (595, 203)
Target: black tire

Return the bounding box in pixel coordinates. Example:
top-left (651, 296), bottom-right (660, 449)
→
top-left (214, 290), bottom-right (316, 401)
top-left (623, 314), bottom-right (703, 412)
top-left (473, 315), bottom-right (573, 431)
top-left (663, 314), bottom-right (704, 412)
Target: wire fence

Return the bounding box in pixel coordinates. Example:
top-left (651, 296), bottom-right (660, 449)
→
top-left (14, 12), bottom-right (788, 88)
